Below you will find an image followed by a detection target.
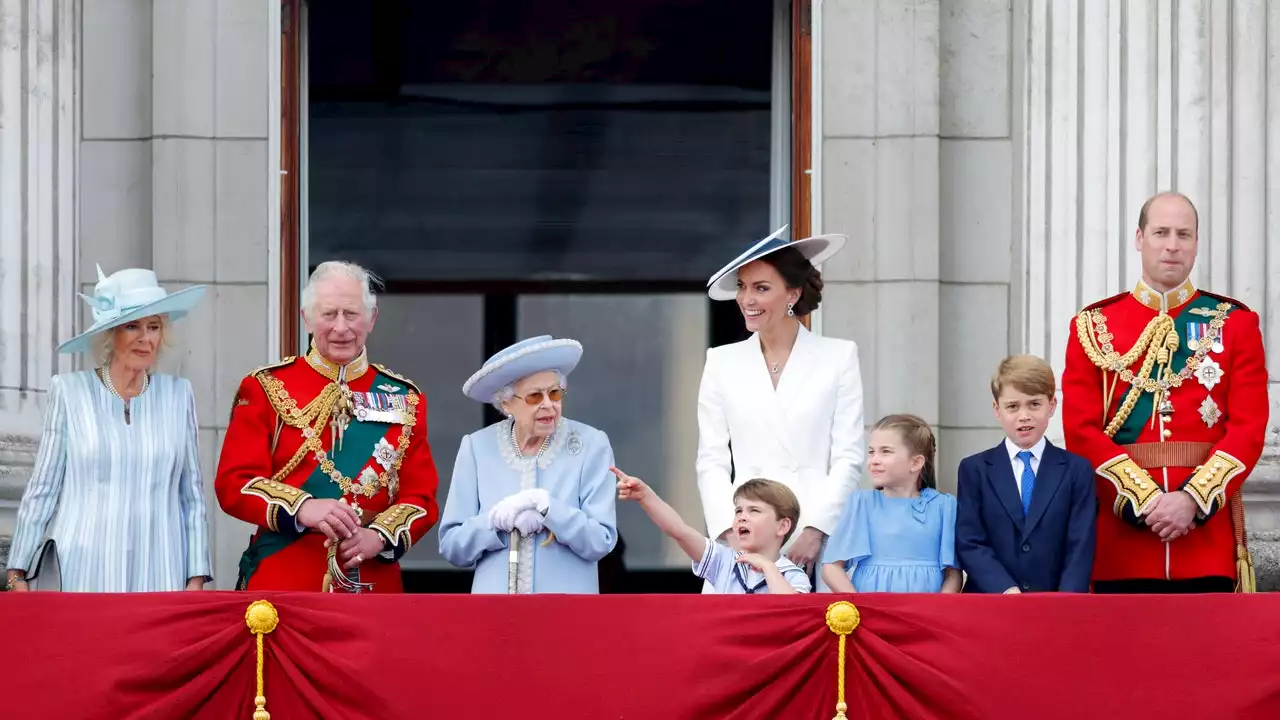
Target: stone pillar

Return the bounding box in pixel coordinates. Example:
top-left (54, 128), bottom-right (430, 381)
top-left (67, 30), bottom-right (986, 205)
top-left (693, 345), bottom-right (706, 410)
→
top-left (818, 0), bottom-right (944, 484)
top-left (1, 0), bottom-right (274, 585)
top-left (1016, 0), bottom-right (1280, 587)
top-left (936, 1), bottom-right (1017, 482)
top-left (142, 0), bottom-right (272, 588)
top-left (0, 0), bottom-right (78, 563)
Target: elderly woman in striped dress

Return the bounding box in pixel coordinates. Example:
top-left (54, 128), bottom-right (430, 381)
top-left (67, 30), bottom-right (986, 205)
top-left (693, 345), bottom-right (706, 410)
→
top-left (5, 266), bottom-right (212, 592)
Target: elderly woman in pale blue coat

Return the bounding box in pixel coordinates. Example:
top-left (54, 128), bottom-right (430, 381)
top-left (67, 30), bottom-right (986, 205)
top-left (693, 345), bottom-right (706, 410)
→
top-left (5, 266), bottom-right (213, 593)
top-left (439, 335), bottom-right (618, 593)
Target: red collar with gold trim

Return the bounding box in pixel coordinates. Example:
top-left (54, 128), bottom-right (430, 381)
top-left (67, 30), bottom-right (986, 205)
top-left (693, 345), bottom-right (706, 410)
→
top-left (305, 344), bottom-right (370, 383)
top-left (1131, 278), bottom-right (1196, 314)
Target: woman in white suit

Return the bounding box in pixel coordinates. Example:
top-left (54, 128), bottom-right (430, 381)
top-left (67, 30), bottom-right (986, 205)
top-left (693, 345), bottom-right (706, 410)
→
top-left (696, 227), bottom-right (865, 587)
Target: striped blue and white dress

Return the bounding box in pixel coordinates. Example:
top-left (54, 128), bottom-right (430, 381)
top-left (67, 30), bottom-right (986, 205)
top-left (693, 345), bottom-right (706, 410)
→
top-left (7, 370), bottom-right (212, 592)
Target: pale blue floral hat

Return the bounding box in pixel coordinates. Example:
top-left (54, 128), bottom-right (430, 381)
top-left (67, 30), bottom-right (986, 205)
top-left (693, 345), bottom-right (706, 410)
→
top-left (705, 224), bottom-right (848, 301)
top-left (462, 335), bottom-right (583, 403)
top-left (57, 266), bottom-right (207, 354)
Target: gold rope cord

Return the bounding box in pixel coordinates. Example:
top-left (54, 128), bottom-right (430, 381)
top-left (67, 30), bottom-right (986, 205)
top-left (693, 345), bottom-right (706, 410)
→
top-left (255, 371), bottom-right (415, 498)
top-left (1075, 304), bottom-right (1229, 438)
top-left (245, 600), bottom-right (279, 720)
top-left (825, 601), bottom-right (861, 720)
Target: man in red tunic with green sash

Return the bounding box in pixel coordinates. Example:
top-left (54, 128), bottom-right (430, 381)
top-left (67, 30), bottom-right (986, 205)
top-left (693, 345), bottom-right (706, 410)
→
top-left (215, 261), bottom-right (440, 592)
top-left (1063, 192), bottom-right (1269, 593)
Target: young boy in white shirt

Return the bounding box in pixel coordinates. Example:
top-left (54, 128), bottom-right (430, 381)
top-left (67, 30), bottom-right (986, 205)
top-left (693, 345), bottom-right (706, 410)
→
top-left (612, 467), bottom-right (809, 593)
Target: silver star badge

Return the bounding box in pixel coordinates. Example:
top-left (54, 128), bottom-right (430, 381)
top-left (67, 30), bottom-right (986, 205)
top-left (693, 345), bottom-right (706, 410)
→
top-left (373, 437), bottom-right (397, 470)
top-left (1199, 396), bottom-right (1221, 428)
top-left (1194, 357), bottom-right (1224, 390)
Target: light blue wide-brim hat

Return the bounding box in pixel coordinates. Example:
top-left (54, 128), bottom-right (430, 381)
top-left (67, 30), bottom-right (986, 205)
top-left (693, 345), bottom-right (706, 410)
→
top-left (462, 335), bottom-right (583, 403)
top-left (57, 265), bottom-right (208, 355)
top-left (705, 224), bottom-right (848, 301)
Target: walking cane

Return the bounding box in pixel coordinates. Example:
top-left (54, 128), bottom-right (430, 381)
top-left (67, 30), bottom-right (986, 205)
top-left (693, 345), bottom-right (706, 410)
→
top-left (508, 530), bottom-right (522, 594)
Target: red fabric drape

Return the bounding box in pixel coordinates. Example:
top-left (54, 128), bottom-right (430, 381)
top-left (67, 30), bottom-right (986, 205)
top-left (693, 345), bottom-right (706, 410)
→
top-left (5, 592), bottom-right (1280, 719)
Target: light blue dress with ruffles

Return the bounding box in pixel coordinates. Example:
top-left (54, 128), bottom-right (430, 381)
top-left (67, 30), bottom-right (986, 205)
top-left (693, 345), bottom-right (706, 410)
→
top-left (821, 488), bottom-right (957, 593)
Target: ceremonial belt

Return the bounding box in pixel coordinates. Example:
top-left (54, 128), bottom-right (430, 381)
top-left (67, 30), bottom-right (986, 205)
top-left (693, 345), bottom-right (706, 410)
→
top-left (1121, 441), bottom-right (1213, 468)
top-left (1122, 440), bottom-right (1255, 592)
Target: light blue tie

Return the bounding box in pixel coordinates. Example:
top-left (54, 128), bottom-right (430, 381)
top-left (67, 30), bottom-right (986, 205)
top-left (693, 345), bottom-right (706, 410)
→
top-left (1017, 450), bottom-right (1036, 515)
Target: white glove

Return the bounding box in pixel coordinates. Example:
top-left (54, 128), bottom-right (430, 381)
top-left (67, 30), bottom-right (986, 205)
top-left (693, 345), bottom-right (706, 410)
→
top-left (513, 508), bottom-right (546, 537)
top-left (516, 488), bottom-right (551, 514)
top-left (487, 495), bottom-right (525, 532)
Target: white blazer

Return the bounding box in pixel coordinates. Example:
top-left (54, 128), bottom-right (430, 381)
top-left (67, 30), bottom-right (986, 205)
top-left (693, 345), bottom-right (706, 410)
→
top-left (695, 325), bottom-right (865, 545)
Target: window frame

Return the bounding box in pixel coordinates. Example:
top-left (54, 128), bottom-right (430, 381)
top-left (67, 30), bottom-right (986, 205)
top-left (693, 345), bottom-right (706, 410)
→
top-left (276, 0), bottom-right (815, 356)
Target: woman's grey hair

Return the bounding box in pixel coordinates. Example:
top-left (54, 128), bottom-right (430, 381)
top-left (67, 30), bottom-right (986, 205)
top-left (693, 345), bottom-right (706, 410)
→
top-left (301, 261), bottom-right (381, 320)
top-left (95, 317), bottom-right (170, 366)
top-left (491, 370), bottom-right (568, 416)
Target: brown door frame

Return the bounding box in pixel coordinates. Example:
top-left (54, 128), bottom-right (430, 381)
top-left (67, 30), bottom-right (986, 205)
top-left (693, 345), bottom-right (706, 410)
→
top-left (279, 0), bottom-right (302, 358)
top-left (791, 0), bottom-right (813, 244)
top-left (791, 0), bottom-right (813, 329)
top-left (276, 1), bottom-right (814, 349)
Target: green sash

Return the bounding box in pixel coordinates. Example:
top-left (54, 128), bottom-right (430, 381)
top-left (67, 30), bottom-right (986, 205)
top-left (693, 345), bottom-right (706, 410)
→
top-left (1112, 295), bottom-right (1234, 445)
top-left (236, 370), bottom-right (408, 587)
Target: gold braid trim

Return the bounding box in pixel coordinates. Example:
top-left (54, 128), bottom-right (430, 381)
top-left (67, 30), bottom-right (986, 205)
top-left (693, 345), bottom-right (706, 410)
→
top-left (1096, 455), bottom-right (1162, 517)
top-left (253, 370), bottom-right (417, 500)
top-left (1182, 450), bottom-right (1246, 516)
top-left (242, 476), bottom-right (313, 532)
top-left (1074, 303), bottom-right (1231, 437)
top-left (373, 363), bottom-right (421, 394)
top-left (370, 503), bottom-right (429, 550)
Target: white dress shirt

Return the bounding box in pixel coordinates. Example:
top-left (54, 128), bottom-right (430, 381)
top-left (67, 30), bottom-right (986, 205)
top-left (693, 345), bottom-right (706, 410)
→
top-left (1003, 435), bottom-right (1046, 495)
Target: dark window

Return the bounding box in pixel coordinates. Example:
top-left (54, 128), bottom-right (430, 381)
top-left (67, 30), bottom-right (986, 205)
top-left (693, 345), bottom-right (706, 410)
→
top-left (307, 0), bottom-right (775, 284)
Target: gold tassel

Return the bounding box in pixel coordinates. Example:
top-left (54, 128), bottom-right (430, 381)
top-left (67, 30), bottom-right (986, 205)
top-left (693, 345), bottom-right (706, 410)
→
top-left (1237, 546), bottom-right (1257, 594)
top-left (245, 600), bottom-right (280, 720)
top-left (825, 601), bottom-right (861, 720)
top-left (1230, 493), bottom-right (1255, 594)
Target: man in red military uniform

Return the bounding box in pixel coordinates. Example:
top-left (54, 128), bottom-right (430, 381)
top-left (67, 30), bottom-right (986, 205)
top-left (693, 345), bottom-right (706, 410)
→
top-left (1063, 191), bottom-right (1269, 593)
top-left (215, 261), bottom-right (440, 592)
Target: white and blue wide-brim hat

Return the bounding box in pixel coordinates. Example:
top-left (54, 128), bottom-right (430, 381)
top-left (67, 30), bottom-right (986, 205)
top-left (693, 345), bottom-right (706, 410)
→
top-left (462, 335), bottom-right (584, 403)
top-left (57, 265), bottom-right (207, 355)
top-left (705, 225), bottom-right (848, 301)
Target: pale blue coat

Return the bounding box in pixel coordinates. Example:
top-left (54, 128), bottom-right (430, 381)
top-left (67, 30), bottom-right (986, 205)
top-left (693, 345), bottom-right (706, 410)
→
top-left (7, 371), bottom-right (213, 591)
top-left (439, 418), bottom-right (618, 593)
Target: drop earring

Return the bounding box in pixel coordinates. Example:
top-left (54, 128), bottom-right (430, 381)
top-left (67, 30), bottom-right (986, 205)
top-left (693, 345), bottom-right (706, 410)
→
top-left (786, 302), bottom-right (795, 317)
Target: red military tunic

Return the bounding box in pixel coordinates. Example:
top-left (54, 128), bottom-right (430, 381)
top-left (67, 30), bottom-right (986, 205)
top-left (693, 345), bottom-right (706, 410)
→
top-left (1063, 278), bottom-right (1268, 583)
top-left (215, 345), bottom-right (440, 592)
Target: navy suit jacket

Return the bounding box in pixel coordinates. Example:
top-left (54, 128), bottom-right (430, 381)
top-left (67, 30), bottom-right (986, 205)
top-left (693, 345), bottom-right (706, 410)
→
top-left (955, 440), bottom-right (1097, 593)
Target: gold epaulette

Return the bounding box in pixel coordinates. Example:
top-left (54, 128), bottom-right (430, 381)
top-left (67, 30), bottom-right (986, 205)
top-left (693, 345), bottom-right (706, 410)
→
top-left (373, 363), bottom-right (421, 394)
top-left (249, 356), bottom-right (297, 379)
top-left (1198, 291), bottom-right (1249, 313)
top-left (1080, 291), bottom-right (1129, 314)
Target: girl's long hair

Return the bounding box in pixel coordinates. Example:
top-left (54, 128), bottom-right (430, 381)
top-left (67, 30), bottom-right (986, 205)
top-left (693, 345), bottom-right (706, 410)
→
top-left (872, 414), bottom-right (937, 490)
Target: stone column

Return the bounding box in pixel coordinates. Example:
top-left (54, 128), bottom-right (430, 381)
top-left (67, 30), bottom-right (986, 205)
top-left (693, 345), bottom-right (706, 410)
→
top-left (1016, 0), bottom-right (1280, 587)
top-left (936, 1), bottom-right (1017, 481)
top-left (818, 0), bottom-right (944, 483)
top-left (142, 0), bottom-right (272, 588)
top-left (0, 0), bottom-right (78, 563)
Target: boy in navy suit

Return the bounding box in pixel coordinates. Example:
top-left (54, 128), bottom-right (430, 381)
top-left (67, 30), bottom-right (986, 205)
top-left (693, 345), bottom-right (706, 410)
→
top-left (956, 355), bottom-right (1097, 593)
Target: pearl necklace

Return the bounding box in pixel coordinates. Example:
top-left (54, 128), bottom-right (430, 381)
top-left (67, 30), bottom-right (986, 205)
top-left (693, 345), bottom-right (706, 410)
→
top-left (509, 421), bottom-right (554, 462)
top-left (100, 366), bottom-right (149, 421)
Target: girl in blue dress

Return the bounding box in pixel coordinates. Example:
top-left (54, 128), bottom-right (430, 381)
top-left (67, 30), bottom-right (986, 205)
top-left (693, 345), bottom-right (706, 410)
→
top-left (820, 414), bottom-right (961, 593)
